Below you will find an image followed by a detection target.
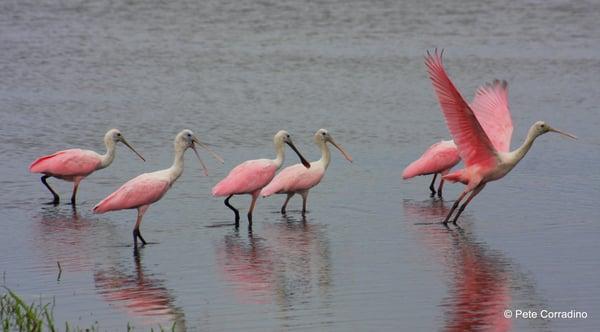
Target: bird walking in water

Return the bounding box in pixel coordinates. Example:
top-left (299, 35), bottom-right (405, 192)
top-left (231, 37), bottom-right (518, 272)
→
top-left (261, 129), bottom-right (352, 215)
top-left (29, 129), bottom-right (145, 205)
top-left (212, 130), bottom-right (310, 227)
top-left (425, 50), bottom-right (576, 224)
top-left (93, 130), bottom-right (223, 246)
top-left (402, 140), bottom-right (460, 198)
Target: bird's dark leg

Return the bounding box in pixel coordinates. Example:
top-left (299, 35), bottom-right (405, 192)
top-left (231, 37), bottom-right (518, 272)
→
top-left (280, 193), bottom-right (295, 214)
top-left (452, 184), bottom-right (485, 224)
top-left (300, 190), bottom-right (309, 216)
top-left (429, 173), bottom-right (438, 197)
top-left (70, 180), bottom-right (80, 205)
top-left (443, 190), bottom-right (469, 224)
top-left (224, 195), bottom-right (240, 227)
top-left (247, 192), bottom-right (259, 228)
top-left (437, 178), bottom-right (445, 198)
top-left (133, 206), bottom-right (148, 246)
top-left (41, 175), bottom-right (60, 205)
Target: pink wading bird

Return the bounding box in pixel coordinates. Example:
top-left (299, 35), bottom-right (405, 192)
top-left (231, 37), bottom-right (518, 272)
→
top-left (93, 130), bottom-right (223, 246)
top-left (29, 129), bottom-right (145, 205)
top-left (402, 140), bottom-right (460, 198)
top-left (425, 50), bottom-right (576, 224)
top-left (212, 130), bottom-right (311, 227)
top-left (261, 129), bottom-right (352, 216)
top-left (402, 85), bottom-right (519, 197)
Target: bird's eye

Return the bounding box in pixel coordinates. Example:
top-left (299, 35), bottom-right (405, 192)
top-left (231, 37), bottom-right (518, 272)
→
top-left (286, 134), bottom-right (290, 138)
top-left (117, 133), bottom-right (121, 137)
top-left (322, 132), bottom-right (326, 136)
top-left (187, 133), bottom-right (191, 137)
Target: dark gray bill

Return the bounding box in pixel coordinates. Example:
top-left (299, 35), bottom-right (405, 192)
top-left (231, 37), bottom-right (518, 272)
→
top-left (286, 141), bottom-right (311, 168)
top-left (121, 138), bottom-right (146, 161)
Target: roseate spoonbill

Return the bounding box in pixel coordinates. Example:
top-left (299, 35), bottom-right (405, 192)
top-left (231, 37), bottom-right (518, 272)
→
top-left (93, 129), bottom-right (223, 246)
top-left (402, 140), bottom-right (460, 198)
top-left (29, 129), bottom-right (145, 205)
top-left (212, 130), bottom-right (310, 227)
top-left (261, 129), bottom-right (352, 215)
top-left (425, 50), bottom-right (576, 224)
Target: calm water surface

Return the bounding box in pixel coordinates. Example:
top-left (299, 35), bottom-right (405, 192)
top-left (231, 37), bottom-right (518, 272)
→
top-left (1, 0), bottom-right (599, 330)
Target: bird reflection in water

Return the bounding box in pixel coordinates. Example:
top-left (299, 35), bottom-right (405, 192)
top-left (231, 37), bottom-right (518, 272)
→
top-left (33, 205), bottom-right (96, 273)
top-left (216, 215), bottom-right (332, 311)
top-left (404, 200), bottom-right (512, 332)
top-left (94, 248), bottom-right (186, 330)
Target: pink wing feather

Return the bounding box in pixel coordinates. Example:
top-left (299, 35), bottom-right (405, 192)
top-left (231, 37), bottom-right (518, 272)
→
top-left (29, 149), bottom-right (101, 177)
top-left (471, 80), bottom-right (513, 153)
top-left (93, 174), bottom-right (170, 213)
top-left (212, 160), bottom-right (278, 196)
top-left (261, 163), bottom-right (324, 196)
top-left (425, 51), bottom-right (498, 168)
top-left (402, 141), bottom-right (461, 179)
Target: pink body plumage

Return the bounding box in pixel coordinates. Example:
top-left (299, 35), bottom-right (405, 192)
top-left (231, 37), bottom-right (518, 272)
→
top-left (212, 159), bottom-right (278, 197)
top-left (93, 173), bottom-right (170, 214)
top-left (260, 163), bottom-right (325, 197)
top-left (30, 149), bottom-right (102, 181)
top-left (402, 140), bottom-right (460, 180)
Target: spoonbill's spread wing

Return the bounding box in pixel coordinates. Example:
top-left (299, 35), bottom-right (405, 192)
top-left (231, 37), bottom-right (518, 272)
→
top-left (471, 80), bottom-right (513, 153)
top-left (93, 173), bottom-right (170, 213)
top-left (425, 51), bottom-right (498, 168)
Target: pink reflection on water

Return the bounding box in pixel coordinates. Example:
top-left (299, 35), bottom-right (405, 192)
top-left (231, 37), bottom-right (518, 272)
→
top-left (215, 217), bottom-right (332, 308)
top-left (403, 200), bottom-right (512, 332)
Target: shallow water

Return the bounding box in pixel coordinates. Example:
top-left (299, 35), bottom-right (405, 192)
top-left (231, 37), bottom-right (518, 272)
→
top-left (1, 0), bottom-right (600, 330)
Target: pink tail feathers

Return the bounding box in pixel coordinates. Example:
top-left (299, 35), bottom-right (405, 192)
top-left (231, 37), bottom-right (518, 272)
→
top-left (92, 201), bottom-right (110, 214)
top-left (442, 170), bottom-right (466, 184)
top-left (260, 183), bottom-right (278, 197)
top-left (211, 180), bottom-right (232, 197)
top-left (93, 193), bottom-right (119, 214)
top-left (402, 160), bottom-right (425, 179)
top-left (29, 154), bottom-right (58, 173)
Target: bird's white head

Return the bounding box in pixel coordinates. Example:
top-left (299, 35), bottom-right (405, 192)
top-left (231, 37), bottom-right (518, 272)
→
top-left (175, 129), bottom-right (224, 176)
top-left (314, 128), bottom-right (353, 162)
top-left (274, 130), bottom-right (311, 168)
top-left (105, 128), bottom-right (145, 161)
top-left (530, 121), bottom-right (577, 140)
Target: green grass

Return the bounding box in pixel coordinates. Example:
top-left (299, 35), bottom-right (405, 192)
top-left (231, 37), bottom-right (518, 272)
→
top-left (1, 287), bottom-right (176, 332)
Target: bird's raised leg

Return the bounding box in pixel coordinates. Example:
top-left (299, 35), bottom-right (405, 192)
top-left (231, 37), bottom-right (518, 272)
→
top-left (281, 193), bottom-right (295, 214)
top-left (224, 195), bottom-right (240, 227)
top-left (70, 179), bottom-right (81, 205)
top-left (133, 205), bottom-right (149, 246)
top-left (41, 175), bottom-right (60, 205)
top-left (429, 173), bottom-right (438, 197)
top-left (300, 190), bottom-right (309, 216)
top-left (452, 184), bottom-right (485, 224)
top-left (437, 178), bottom-right (445, 199)
top-left (443, 190), bottom-right (470, 224)
top-left (247, 191), bottom-right (260, 227)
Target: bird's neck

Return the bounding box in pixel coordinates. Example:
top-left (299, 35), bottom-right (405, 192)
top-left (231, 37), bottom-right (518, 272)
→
top-left (317, 141), bottom-right (331, 169)
top-left (167, 145), bottom-right (186, 184)
top-left (273, 141), bottom-right (285, 168)
top-left (507, 128), bottom-right (538, 168)
top-left (100, 139), bottom-right (116, 169)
